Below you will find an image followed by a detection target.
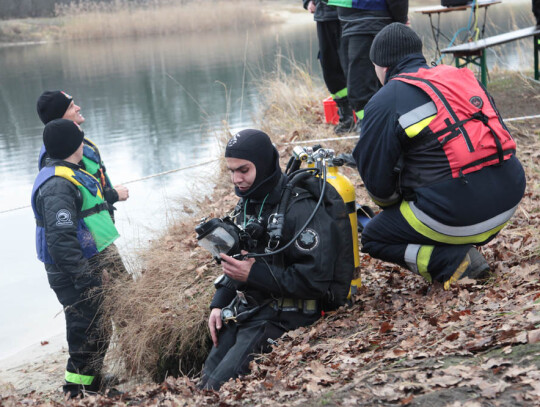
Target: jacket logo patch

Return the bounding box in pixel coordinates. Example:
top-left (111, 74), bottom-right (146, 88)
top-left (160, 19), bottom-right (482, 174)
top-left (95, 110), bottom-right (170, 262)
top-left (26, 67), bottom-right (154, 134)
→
top-left (56, 209), bottom-right (73, 226)
top-left (295, 228), bottom-right (319, 252)
top-left (227, 133), bottom-right (240, 147)
top-left (469, 96), bottom-right (483, 109)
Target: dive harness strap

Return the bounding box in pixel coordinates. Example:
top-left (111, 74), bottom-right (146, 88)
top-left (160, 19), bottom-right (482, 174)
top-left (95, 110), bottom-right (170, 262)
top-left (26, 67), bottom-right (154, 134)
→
top-left (221, 293), bottom-right (318, 324)
top-left (35, 202), bottom-right (110, 227)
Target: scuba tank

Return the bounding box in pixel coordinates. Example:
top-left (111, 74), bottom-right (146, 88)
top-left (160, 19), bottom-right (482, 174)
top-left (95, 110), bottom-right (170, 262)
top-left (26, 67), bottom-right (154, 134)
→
top-left (289, 145), bottom-right (361, 299)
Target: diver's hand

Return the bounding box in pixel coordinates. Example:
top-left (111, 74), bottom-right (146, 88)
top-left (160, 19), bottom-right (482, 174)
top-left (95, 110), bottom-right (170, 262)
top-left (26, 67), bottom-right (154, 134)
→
top-left (208, 308), bottom-right (222, 347)
top-left (220, 251), bottom-right (254, 283)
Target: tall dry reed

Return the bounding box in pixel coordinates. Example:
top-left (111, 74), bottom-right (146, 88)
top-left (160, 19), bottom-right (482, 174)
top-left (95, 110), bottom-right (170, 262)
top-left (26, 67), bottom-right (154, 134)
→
top-left (55, 0), bottom-right (275, 41)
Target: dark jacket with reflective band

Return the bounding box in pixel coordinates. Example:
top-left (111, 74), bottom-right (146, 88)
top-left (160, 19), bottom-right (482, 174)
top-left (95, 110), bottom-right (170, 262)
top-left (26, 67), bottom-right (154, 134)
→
top-left (353, 54), bottom-right (526, 242)
top-left (210, 174), bottom-right (354, 311)
top-left (303, 0), bottom-right (339, 22)
top-left (32, 161), bottom-right (119, 289)
top-left (325, 0), bottom-right (408, 36)
top-left (39, 138), bottom-right (119, 205)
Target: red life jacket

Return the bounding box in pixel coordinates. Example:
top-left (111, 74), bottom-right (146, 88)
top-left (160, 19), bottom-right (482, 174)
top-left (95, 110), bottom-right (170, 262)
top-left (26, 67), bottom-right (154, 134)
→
top-left (393, 65), bottom-right (516, 178)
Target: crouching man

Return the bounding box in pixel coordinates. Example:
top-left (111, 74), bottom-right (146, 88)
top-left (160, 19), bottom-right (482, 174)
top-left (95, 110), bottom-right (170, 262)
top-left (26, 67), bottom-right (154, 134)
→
top-left (353, 23), bottom-right (526, 288)
top-left (199, 129), bottom-right (354, 390)
top-left (31, 119), bottom-right (127, 398)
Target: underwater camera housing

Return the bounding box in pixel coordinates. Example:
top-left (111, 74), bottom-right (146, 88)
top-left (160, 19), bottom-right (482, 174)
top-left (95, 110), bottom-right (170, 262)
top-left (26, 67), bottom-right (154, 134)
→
top-left (195, 216), bottom-right (241, 263)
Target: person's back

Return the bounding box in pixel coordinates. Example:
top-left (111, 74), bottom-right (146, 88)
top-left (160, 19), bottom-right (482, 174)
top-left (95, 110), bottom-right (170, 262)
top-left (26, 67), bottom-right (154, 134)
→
top-left (352, 23), bottom-right (526, 287)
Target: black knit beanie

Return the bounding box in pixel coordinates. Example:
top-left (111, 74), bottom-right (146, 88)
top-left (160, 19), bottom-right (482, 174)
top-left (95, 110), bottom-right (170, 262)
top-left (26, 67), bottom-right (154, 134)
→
top-left (225, 129), bottom-right (282, 199)
top-left (36, 91), bottom-right (73, 125)
top-left (43, 119), bottom-right (84, 160)
top-left (370, 23), bottom-right (423, 67)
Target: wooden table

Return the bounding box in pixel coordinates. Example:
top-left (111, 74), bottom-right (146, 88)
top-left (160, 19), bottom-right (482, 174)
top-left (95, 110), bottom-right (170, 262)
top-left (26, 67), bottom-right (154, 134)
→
top-left (415, 0), bottom-right (502, 59)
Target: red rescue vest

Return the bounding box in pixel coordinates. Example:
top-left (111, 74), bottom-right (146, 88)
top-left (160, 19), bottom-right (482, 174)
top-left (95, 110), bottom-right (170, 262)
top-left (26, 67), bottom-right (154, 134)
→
top-left (393, 65), bottom-right (516, 178)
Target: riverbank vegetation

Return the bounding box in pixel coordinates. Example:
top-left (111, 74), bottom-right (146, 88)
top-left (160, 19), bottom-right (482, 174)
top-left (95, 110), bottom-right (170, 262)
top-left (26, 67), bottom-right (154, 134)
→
top-left (13, 68), bottom-right (536, 406)
top-left (2, 65), bottom-right (538, 406)
top-left (0, 0), bottom-right (276, 44)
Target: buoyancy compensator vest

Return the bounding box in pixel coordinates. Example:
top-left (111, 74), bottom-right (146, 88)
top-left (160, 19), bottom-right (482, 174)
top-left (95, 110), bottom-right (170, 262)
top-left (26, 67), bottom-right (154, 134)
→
top-left (393, 65), bottom-right (516, 178)
top-left (31, 165), bottom-right (119, 264)
top-left (291, 174), bottom-right (355, 310)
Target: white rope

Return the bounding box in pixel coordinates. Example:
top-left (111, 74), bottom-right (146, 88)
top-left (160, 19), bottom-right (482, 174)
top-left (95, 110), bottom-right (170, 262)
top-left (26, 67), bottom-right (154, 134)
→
top-left (505, 114), bottom-right (540, 122)
top-left (2, 113), bottom-right (539, 214)
top-left (0, 158), bottom-right (220, 215)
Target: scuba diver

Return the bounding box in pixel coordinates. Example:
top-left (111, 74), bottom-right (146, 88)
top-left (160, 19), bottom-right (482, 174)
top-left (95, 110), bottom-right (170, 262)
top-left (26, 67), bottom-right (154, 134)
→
top-left (197, 129), bottom-right (355, 390)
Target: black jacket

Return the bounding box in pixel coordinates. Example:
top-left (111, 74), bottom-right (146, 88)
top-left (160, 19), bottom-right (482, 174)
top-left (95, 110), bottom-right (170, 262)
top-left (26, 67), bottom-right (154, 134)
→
top-left (338, 0), bottom-right (408, 36)
top-left (353, 54), bottom-right (526, 228)
top-left (35, 159), bottom-right (102, 290)
top-left (210, 174), bottom-right (341, 310)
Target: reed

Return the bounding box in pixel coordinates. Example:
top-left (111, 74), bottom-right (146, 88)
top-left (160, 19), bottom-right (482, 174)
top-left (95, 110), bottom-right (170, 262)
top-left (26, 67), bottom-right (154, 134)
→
top-left (55, 0), bottom-right (274, 41)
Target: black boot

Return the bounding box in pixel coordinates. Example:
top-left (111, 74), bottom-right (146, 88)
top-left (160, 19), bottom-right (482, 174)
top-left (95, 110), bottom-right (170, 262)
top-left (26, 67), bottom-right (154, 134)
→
top-left (334, 97), bottom-right (355, 134)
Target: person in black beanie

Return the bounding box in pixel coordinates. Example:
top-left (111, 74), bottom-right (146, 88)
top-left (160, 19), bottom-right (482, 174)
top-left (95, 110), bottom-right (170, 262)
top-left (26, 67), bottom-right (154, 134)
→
top-left (32, 119), bottom-right (128, 398)
top-left (200, 129), bottom-right (354, 390)
top-left (36, 90), bottom-right (129, 217)
top-left (352, 23), bottom-right (526, 288)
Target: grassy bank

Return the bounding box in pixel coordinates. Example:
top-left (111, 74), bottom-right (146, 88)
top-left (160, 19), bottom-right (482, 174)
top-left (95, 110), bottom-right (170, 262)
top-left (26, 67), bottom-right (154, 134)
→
top-left (0, 0), bottom-right (275, 44)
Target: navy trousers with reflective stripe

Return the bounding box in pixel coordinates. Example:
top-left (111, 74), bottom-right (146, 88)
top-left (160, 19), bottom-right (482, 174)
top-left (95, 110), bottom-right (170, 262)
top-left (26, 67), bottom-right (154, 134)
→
top-left (52, 283), bottom-right (110, 385)
top-left (361, 204), bottom-right (480, 282)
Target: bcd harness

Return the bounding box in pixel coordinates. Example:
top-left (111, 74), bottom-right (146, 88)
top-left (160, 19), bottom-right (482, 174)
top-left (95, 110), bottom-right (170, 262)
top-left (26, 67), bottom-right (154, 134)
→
top-left (393, 65), bottom-right (516, 180)
top-left (31, 164), bottom-right (119, 263)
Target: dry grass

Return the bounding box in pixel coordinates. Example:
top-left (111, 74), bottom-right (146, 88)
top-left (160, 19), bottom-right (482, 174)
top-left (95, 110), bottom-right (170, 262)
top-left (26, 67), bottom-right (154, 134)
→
top-left (55, 0), bottom-right (275, 41)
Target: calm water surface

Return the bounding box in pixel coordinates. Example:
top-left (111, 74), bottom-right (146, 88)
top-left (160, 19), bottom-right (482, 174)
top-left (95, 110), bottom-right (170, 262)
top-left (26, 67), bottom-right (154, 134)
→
top-left (0, 2), bottom-right (535, 360)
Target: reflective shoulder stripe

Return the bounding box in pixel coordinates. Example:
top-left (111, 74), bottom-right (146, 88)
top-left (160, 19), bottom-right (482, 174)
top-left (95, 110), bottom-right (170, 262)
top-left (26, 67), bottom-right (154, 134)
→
top-left (404, 115), bottom-right (436, 138)
top-left (400, 200), bottom-right (514, 244)
top-left (65, 370), bottom-right (94, 385)
top-left (398, 101), bottom-right (437, 130)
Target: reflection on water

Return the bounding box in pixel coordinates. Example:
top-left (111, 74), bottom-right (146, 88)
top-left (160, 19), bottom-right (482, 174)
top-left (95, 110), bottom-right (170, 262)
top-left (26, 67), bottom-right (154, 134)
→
top-left (0, 1), bottom-right (535, 359)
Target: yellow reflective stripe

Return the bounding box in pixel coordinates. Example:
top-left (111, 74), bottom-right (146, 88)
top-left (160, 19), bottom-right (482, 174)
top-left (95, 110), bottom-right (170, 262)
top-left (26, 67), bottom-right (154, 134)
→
top-left (417, 245), bottom-right (434, 283)
top-left (443, 254), bottom-right (470, 290)
top-left (65, 371), bottom-right (94, 385)
top-left (332, 88), bottom-right (348, 100)
top-left (400, 201), bottom-right (507, 244)
top-left (356, 110), bottom-right (364, 120)
top-left (404, 115), bottom-right (436, 138)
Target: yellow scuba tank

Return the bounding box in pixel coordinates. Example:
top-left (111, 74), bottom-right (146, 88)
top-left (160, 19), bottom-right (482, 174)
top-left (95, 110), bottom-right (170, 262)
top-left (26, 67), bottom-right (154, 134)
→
top-left (326, 165), bottom-right (361, 297)
top-left (303, 149), bottom-right (361, 298)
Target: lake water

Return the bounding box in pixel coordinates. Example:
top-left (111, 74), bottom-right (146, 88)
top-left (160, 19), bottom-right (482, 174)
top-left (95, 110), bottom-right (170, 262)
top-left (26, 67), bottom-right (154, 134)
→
top-left (0, 1), bottom-right (535, 360)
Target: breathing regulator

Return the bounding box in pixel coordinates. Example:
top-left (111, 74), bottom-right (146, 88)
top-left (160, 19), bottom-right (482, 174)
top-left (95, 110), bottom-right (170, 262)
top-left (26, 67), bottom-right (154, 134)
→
top-left (195, 145), bottom-right (344, 263)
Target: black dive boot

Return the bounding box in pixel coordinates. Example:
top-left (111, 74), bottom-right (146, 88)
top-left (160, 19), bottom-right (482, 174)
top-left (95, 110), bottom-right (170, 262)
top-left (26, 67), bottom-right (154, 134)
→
top-left (334, 97), bottom-right (355, 134)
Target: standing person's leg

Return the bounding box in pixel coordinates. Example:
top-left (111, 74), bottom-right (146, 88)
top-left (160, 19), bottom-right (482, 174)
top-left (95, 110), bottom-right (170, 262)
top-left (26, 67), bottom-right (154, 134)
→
top-left (53, 284), bottom-right (109, 397)
top-left (345, 34), bottom-right (380, 128)
top-left (317, 20), bottom-right (354, 133)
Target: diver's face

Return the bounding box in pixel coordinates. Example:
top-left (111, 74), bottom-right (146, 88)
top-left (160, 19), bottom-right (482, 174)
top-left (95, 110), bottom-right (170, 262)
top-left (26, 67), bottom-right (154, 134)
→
top-left (226, 157), bottom-right (256, 192)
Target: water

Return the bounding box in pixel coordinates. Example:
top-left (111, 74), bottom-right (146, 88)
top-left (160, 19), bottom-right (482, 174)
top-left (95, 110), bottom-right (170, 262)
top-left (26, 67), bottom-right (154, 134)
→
top-left (0, 2), bottom-right (535, 361)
